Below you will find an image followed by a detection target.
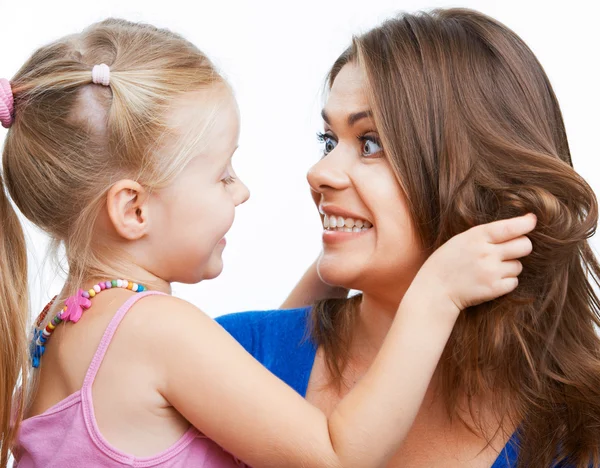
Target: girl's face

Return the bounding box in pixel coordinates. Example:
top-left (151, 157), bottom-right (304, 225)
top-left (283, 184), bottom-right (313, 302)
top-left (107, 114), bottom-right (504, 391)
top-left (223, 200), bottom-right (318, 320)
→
top-left (308, 63), bottom-right (426, 301)
top-left (148, 86), bottom-right (249, 284)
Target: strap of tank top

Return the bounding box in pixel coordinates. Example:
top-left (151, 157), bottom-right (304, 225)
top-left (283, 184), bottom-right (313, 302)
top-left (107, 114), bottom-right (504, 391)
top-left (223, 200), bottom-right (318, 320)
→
top-left (82, 290), bottom-right (167, 389)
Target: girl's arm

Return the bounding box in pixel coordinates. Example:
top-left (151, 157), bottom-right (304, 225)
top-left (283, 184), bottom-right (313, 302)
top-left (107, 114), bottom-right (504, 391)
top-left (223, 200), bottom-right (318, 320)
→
top-left (280, 257), bottom-right (348, 309)
top-left (152, 214), bottom-right (535, 468)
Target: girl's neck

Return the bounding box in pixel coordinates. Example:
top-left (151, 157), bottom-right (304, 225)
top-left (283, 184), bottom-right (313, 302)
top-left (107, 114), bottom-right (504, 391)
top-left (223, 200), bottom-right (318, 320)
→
top-left (64, 264), bottom-right (172, 296)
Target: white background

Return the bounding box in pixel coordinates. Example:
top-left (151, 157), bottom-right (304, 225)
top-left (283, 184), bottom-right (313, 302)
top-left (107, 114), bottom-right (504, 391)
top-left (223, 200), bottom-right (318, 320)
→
top-left (1, 0), bottom-right (599, 318)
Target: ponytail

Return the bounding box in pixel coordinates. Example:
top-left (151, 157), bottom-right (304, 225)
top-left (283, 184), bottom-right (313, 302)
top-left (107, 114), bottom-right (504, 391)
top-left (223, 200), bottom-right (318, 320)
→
top-left (0, 174), bottom-right (28, 467)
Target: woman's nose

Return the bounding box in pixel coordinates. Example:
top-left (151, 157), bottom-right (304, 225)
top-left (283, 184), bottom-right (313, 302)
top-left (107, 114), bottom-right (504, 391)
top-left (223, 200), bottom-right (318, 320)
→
top-left (306, 151), bottom-right (351, 195)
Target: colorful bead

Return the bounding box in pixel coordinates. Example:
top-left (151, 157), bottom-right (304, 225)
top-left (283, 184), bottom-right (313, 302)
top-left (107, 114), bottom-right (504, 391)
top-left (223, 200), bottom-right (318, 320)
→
top-left (30, 279), bottom-right (147, 367)
top-left (35, 297), bottom-right (57, 327)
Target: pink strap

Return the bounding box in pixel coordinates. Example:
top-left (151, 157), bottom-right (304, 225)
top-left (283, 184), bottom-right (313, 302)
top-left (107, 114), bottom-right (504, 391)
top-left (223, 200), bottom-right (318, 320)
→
top-left (83, 290), bottom-right (166, 388)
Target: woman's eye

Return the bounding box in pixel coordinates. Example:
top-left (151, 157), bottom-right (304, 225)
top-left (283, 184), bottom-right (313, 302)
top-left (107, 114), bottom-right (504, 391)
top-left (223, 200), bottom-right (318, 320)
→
top-left (317, 132), bottom-right (338, 155)
top-left (360, 136), bottom-right (383, 157)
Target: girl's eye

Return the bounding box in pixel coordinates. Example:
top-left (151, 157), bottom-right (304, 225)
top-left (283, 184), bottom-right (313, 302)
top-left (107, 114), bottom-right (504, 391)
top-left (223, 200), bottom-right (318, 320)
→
top-left (359, 135), bottom-right (383, 157)
top-left (221, 167), bottom-right (237, 185)
top-left (317, 132), bottom-right (338, 155)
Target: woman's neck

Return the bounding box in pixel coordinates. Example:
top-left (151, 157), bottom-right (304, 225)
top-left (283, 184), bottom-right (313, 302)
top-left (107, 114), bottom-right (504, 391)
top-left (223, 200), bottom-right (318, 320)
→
top-left (353, 291), bottom-right (405, 356)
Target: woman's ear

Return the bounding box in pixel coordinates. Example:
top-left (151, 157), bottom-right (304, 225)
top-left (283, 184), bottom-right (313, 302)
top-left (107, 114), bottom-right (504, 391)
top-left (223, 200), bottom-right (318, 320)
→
top-left (106, 180), bottom-right (149, 240)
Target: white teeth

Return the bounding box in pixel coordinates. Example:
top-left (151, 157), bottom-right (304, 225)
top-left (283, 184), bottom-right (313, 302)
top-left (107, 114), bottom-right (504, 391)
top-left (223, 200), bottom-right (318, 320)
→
top-left (322, 214), bottom-right (373, 231)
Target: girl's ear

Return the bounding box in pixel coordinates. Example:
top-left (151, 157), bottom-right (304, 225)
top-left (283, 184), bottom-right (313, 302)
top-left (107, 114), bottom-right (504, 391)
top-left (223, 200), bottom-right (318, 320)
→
top-left (106, 180), bottom-right (149, 240)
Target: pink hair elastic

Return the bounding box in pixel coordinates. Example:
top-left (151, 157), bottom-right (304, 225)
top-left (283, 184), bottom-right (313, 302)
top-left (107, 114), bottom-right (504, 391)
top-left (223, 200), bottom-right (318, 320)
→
top-left (91, 64), bottom-right (110, 87)
top-left (0, 78), bottom-right (15, 129)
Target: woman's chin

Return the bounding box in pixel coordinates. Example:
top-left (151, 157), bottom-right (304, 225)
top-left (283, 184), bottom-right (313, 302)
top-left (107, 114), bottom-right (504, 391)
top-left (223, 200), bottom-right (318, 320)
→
top-left (317, 256), bottom-right (364, 292)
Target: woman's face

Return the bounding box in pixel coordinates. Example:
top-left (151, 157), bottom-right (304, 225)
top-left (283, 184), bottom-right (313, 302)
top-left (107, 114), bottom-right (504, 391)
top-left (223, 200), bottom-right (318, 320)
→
top-left (307, 63), bottom-right (426, 301)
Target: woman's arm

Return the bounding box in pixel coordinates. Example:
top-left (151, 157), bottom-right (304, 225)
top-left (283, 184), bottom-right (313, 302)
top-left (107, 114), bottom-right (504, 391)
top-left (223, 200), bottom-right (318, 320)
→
top-left (280, 257), bottom-right (348, 309)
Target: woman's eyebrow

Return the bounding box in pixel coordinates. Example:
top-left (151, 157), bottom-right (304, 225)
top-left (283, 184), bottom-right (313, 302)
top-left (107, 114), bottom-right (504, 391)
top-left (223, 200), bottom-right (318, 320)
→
top-left (348, 110), bottom-right (372, 126)
top-left (320, 109), bottom-right (373, 126)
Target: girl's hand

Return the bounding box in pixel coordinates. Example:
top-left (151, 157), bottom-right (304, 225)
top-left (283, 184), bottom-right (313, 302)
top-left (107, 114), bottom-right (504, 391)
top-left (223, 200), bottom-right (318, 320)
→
top-left (412, 213), bottom-right (536, 317)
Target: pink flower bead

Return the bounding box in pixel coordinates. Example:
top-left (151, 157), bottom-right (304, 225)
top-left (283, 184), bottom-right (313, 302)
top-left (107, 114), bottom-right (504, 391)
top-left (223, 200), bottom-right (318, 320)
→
top-left (62, 289), bottom-right (92, 323)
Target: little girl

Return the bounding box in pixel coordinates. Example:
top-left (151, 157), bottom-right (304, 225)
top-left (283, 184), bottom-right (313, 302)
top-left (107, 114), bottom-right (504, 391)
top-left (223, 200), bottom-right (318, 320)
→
top-left (0, 19), bottom-right (535, 468)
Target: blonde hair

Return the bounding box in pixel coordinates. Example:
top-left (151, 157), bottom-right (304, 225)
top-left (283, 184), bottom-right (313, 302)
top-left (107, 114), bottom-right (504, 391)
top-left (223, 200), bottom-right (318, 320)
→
top-left (0, 18), bottom-right (224, 465)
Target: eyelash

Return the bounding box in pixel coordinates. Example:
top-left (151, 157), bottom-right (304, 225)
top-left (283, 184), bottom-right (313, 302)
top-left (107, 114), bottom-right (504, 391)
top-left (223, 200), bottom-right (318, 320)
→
top-left (316, 132), bottom-right (383, 156)
top-left (222, 175), bottom-right (237, 185)
top-left (316, 131), bottom-right (328, 142)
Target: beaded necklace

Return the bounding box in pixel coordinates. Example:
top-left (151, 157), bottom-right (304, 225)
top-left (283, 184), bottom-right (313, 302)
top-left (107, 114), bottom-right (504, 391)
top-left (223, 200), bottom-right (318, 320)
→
top-left (30, 279), bottom-right (147, 368)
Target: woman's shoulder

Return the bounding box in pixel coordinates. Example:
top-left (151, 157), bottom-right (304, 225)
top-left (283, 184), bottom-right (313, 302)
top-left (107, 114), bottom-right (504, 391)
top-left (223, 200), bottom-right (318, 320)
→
top-left (216, 307), bottom-right (314, 357)
top-left (216, 307), bottom-right (316, 396)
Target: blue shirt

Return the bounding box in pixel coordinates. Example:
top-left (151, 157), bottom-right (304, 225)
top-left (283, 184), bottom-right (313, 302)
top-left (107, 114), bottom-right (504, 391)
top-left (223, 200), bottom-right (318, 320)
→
top-left (216, 307), bottom-right (519, 468)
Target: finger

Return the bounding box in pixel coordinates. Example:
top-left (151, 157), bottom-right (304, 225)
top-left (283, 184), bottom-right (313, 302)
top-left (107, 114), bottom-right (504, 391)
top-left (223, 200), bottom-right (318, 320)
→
top-left (501, 260), bottom-right (523, 278)
top-left (484, 214), bottom-right (537, 244)
top-left (498, 236), bottom-right (533, 260)
top-left (493, 277), bottom-right (519, 297)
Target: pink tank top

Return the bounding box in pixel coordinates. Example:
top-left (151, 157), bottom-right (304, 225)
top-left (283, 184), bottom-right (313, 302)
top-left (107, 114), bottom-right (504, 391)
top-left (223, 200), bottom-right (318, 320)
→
top-left (15, 291), bottom-right (245, 467)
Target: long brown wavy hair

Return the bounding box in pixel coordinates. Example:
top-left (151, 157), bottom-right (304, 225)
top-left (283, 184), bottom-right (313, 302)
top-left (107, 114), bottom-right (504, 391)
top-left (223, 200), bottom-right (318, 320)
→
top-left (311, 8), bottom-right (600, 467)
